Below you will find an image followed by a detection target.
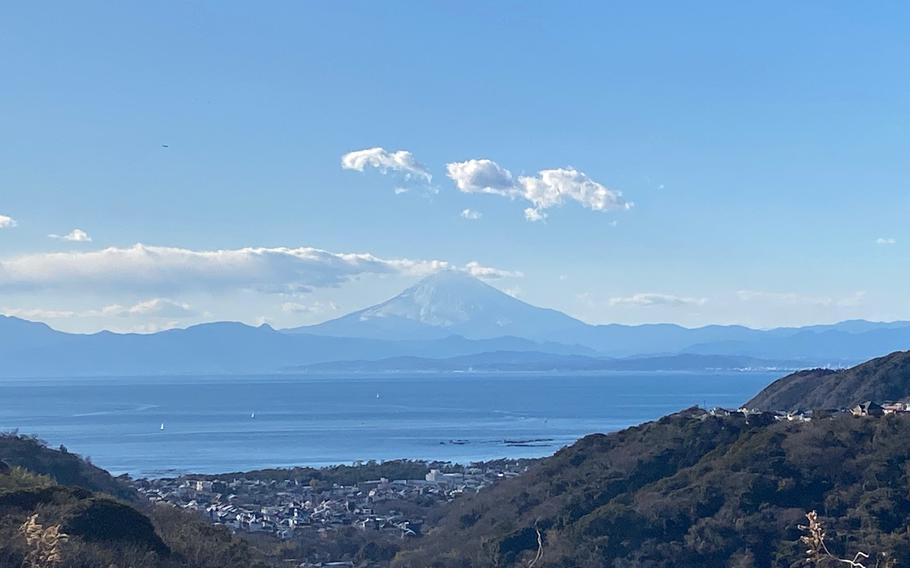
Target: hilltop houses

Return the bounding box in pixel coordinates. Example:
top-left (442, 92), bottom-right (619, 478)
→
top-left (851, 401), bottom-right (885, 417)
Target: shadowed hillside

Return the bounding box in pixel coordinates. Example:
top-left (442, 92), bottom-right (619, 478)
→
top-left (0, 435), bottom-right (272, 568)
top-left (0, 433), bottom-right (138, 502)
top-left (746, 350), bottom-right (910, 412)
top-left (393, 409), bottom-right (910, 567)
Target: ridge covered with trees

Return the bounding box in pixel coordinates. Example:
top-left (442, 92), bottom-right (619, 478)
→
top-left (746, 350), bottom-right (910, 412)
top-left (393, 409), bottom-right (910, 567)
top-left (0, 434), bottom-right (271, 568)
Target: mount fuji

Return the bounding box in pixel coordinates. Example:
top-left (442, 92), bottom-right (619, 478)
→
top-left (3, 272), bottom-right (910, 377)
top-left (290, 271), bottom-right (910, 363)
top-left (288, 270), bottom-right (589, 342)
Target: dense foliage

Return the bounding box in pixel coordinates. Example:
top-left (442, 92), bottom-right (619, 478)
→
top-left (198, 459), bottom-right (433, 487)
top-left (393, 409), bottom-right (910, 567)
top-left (0, 432), bottom-right (137, 502)
top-left (747, 350), bottom-right (910, 411)
top-left (0, 435), bottom-right (272, 568)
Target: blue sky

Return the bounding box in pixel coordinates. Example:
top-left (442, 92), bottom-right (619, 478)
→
top-left (1, 1), bottom-right (909, 332)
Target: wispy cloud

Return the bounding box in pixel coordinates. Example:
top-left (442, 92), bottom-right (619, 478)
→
top-left (342, 147), bottom-right (433, 192)
top-left (281, 300), bottom-right (339, 315)
top-left (876, 237), bottom-right (897, 245)
top-left (1, 307), bottom-right (77, 319)
top-left (607, 293), bottom-right (707, 307)
top-left (0, 244), bottom-right (452, 294)
top-left (101, 298), bottom-right (196, 318)
top-left (0, 244), bottom-right (520, 296)
top-left (2, 298), bottom-right (196, 320)
top-left (0, 215), bottom-right (17, 229)
top-left (446, 158), bottom-right (630, 221)
top-left (460, 208), bottom-right (482, 220)
top-left (736, 289), bottom-right (866, 308)
top-left (49, 228), bottom-right (92, 242)
top-left (463, 261), bottom-right (523, 280)
top-left (504, 287), bottom-right (522, 298)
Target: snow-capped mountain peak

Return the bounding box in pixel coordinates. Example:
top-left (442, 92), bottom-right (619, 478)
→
top-left (293, 270), bottom-right (586, 340)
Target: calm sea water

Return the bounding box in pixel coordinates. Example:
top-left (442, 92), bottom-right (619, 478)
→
top-left (0, 372), bottom-right (779, 477)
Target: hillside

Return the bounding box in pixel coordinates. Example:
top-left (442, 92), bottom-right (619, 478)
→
top-left (0, 433), bottom-right (137, 502)
top-left (0, 434), bottom-right (271, 568)
top-left (746, 350), bottom-right (910, 411)
top-left (394, 409), bottom-right (910, 567)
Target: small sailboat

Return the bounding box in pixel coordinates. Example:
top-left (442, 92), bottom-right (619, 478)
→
top-left (160, 423), bottom-right (165, 431)
top-left (250, 411), bottom-right (255, 419)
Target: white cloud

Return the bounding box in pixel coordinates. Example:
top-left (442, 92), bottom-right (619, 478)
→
top-left (446, 159), bottom-right (630, 221)
top-left (463, 261), bottom-right (523, 280)
top-left (49, 228), bottom-right (92, 242)
top-left (446, 159), bottom-right (516, 195)
top-left (0, 215), bottom-right (17, 229)
top-left (1, 307), bottom-right (77, 319)
top-left (876, 237), bottom-right (897, 245)
top-left (460, 208), bottom-right (482, 220)
top-left (2, 298), bottom-right (196, 321)
top-left (523, 207), bottom-right (547, 222)
top-left (504, 287), bottom-right (522, 298)
top-left (281, 300), bottom-right (339, 315)
top-left (341, 147), bottom-right (432, 184)
top-left (736, 290), bottom-right (866, 308)
top-left (519, 168), bottom-right (630, 216)
top-left (118, 321), bottom-right (182, 334)
top-left (101, 298), bottom-right (196, 318)
top-left (608, 293), bottom-right (707, 307)
top-left (0, 243), bottom-right (451, 294)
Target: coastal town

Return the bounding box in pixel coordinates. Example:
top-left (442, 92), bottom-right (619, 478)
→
top-left (133, 459), bottom-right (530, 543)
top-left (134, 400), bottom-right (910, 544)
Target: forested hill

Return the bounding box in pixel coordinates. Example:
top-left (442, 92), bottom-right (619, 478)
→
top-left (746, 349), bottom-right (910, 411)
top-left (394, 409), bottom-right (910, 567)
top-left (0, 435), bottom-right (270, 568)
top-left (0, 433), bottom-right (137, 502)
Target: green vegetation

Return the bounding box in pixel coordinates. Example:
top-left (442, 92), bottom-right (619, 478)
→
top-left (0, 432), bottom-right (137, 502)
top-left (393, 409), bottom-right (910, 567)
top-left (747, 350), bottom-right (910, 411)
top-left (0, 434), bottom-right (271, 568)
top-left (198, 459), bottom-right (433, 487)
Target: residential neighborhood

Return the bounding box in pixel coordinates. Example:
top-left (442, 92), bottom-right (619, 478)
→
top-left (133, 460), bottom-right (529, 542)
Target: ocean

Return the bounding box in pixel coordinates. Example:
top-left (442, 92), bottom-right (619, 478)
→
top-left (0, 371), bottom-right (780, 477)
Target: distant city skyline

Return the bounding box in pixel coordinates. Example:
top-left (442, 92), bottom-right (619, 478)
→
top-left (2, 2), bottom-right (908, 333)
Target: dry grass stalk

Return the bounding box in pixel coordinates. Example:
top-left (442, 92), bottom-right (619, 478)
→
top-left (19, 513), bottom-right (69, 568)
top-left (799, 511), bottom-right (869, 567)
top-left (527, 526), bottom-right (544, 568)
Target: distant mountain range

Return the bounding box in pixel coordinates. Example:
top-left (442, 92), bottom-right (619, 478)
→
top-left (0, 316), bottom-right (590, 378)
top-left (3, 270), bottom-right (910, 377)
top-left (292, 271), bottom-right (910, 362)
top-left (292, 352), bottom-right (802, 374)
